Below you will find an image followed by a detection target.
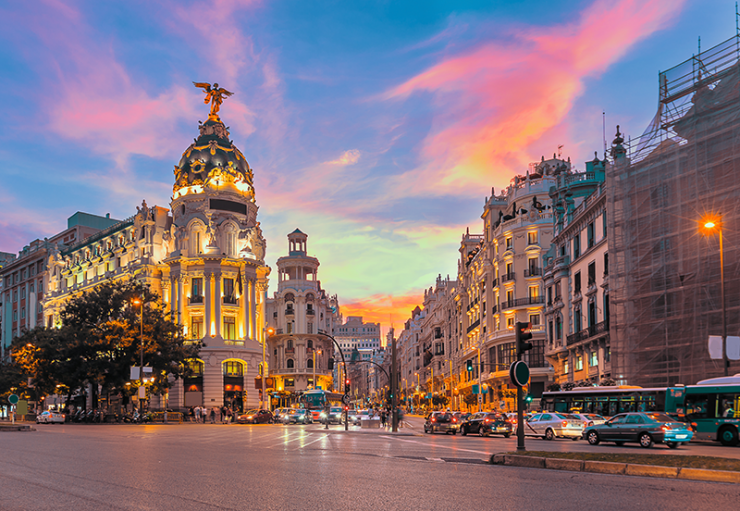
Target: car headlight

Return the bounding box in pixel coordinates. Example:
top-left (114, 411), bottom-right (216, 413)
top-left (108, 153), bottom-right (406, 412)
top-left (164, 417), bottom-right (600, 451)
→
top-left (320, 413), bottom-right (327, 418)
top-left (298, 415), bottom-right (304, 419)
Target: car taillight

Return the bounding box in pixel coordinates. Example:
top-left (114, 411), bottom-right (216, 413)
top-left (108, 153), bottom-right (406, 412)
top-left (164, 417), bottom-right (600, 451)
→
top-left (588, 421), bottom-right (594, 427)
top-left (431, 418), bottom-right (436, 422)
top-left (484, 419), bottom-right (490, 423)
top-left (562, 421), bottom-right (568, 427)
top-left (452, 418), bottom-right (457, 423)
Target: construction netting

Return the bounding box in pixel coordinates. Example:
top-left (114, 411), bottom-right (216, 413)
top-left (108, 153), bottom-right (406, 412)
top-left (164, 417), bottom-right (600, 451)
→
top-left (607, 34), bottom-right (740, 387)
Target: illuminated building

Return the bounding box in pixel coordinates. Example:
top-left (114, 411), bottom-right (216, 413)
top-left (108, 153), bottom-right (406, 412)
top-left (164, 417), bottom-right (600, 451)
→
top-left (40, 112), bottom-right (271, 413)
top-left (264, 229), bottom-right (340, 402)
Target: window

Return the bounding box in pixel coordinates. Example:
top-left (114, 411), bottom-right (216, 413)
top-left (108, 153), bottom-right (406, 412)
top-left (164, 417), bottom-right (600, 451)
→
top-left (574, 306), bottom-right (582, 333)
top-left (686, 394), bottom-right (713, 419)
top-left (604, 253), bottom-right (609, 276)
top-left (191, 278), bottom-right (203, 300)
top-left (307, 359), bottom-right (313, 369)
top-left (505, 262), bottom-right (513, 275)
top-left (587, 222), bottom-right (595, 248)
top-left (603, 210), bottom-right (607, 237)
top-left (556, 316), bottom-right (562, 339)
top-left (286, 359), bottom-right (294, 369)
top-left (588, 262), bottom-right (596, 286)
top-left (605, 347), bottom-right (611, 363)
top-left (223, 317), bottom-right (236, 339)
top-left (528, 257), bottom-right (538, 274)
top-left (528, 286), bottom-right (539, 300)
top-left (529, 313), bottom-right (540, 326)
top-left (20, 307), bottom-right (26, 319)
top-left (223, 278), bottom-right (234, 299)
top-left (223, 361), bottom-right (243, 376)
top-left (307, 339), bottom-right (313, 349)
top-left (287, 339), bottom-right (293, 349)
top-left (497, 343), bottom-right (516, 366)
top-left (285, 378), bottom-right (295, 387)
top-left (564, 360), bottom-right (569, 374)
top-left (13, 310), bottom-right (17, 321)
top-left (718, 393), bottom-right (740, 418)
top-left (590, 351), bottom-right (598, 367)
top-left (574, 272), bottom-right (581, 293)
top-left (191, 316), bottom-right (203, 339)
top-left (548, 321), bottom-right (554, 343)
top-left (527, 231), bottom-right (538, 245)
top-left (526, 339), bottom-right (546, 368)
top-left (573, 234), bottom-right (580, 259)
top-left (588, 300), bottom-right (596, 328)
top-left (575, 355), bottom-right (583, 371)
top-left (506, 237), bottom-right (512, 249)
top-left (506, 290), bottom-right (514, 303)
top-left (20, 288), bottom-right (26, 300)
top-left (506, 316), bottom-right (515, 328)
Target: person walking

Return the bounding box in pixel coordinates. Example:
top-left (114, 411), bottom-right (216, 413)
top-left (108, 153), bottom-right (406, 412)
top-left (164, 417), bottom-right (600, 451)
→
top-left (210, 407), bottom-right (216, 424)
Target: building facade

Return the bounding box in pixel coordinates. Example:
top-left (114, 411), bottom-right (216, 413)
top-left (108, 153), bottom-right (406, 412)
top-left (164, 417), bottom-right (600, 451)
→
top-left (265, 229), bottom-right (340, 403)
top-left (39, 111), bottom-right (271, 412)
top-left (543, 155), bottom-right (610, 385)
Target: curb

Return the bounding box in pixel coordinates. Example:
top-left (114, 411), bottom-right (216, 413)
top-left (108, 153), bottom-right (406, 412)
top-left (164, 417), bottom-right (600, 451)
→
top-left (0, 424), bottom-right (35, 432)
top-left (490, 454), bottom-right (740, 484)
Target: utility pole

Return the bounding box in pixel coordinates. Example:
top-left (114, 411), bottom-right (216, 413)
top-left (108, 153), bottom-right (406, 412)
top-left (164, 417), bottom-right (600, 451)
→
top-left (391, 333), bottom-right (398, 432)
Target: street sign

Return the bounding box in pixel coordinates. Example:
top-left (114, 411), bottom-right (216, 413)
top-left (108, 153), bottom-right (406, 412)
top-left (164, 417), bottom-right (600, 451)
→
top-left (509, 361), bottom-right (530, 387)
top-left (8, 394), bottom-right (19, 405)
top-left (342, 394), bottom-right (350, 405)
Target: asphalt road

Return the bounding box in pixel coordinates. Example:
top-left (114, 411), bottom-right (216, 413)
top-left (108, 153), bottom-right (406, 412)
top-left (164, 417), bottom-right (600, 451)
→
top-left (1, 422), bottom-right (739, 511)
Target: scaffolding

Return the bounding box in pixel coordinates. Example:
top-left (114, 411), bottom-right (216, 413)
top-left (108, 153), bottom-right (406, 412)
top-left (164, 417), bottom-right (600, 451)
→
top-left (607, 33), bottom-right (740, 387)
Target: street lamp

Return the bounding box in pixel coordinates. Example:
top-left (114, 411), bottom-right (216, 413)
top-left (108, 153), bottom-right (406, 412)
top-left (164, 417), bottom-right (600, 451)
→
top-left (263, 326), bottom-right (275, 410)
top-left (313, 348), bottom-right (322, 390)
top-left (132, 296), bottom-right (145, 418)
top-left (701, 214), bottom-right (729, 376)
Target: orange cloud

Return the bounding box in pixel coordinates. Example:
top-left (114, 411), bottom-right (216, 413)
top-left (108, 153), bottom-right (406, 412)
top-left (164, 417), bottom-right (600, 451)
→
top-left (384, 0), bottom-right (684, 196)
top-left (340, 292), bottom-right (424, 343)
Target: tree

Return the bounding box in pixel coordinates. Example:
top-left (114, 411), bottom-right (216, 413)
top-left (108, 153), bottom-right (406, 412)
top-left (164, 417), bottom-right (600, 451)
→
top-left (432, 395), bottom-right (449, 407)
top-left (11, 280), bottom-right (200, 409)
top-left (463, 393), bottom-right (478, 406)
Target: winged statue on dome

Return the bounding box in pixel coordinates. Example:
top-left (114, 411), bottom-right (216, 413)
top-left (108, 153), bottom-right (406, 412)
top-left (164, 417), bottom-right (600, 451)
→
top-left (193, 82), bottom-right (234, 120)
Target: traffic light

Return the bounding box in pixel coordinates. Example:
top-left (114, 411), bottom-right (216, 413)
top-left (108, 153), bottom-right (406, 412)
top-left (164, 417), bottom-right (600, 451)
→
top-left (466, 359), bottom-right (473, 372)
top-left (344, 378), bottom-right (350, 394)
top-left (516, 321), bottom-right (533, 357)
top-left (328, 358), bottom-right (334, 370)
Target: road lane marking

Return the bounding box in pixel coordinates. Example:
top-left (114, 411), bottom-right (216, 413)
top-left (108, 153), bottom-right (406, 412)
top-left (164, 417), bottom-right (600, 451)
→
top-left (379, 436), bottom-right (492, 456)
top-left (294, 434), bottom-right (330, 450)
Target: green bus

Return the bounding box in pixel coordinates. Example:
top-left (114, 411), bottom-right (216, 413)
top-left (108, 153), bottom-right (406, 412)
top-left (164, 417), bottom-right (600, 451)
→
top-left (665, 376), bottom-right (740, 447)
top-left (542, 376), bottom-right (740, 446)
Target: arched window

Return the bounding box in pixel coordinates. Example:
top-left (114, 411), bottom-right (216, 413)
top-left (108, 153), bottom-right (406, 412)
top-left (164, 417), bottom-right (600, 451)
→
top-left (223, 223), bottom-right (238, 257)
top-left (284, 292), bottom-right (295, 302)
top-left (286, 358), bottom-right (294, 369)
top-left (307, 359), bottom-right (313, 369)
top-left (223, 361), bottom-right (243, 376)
top-left (190, 222), bottom-right (206, 256)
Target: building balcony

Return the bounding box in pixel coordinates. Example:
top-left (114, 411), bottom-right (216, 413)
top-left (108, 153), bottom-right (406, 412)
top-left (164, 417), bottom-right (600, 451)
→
top-left (501, 272), bottom-right (516, 283)
top-left (566, 321), bottom-right (608, 346)
top-left (189, 296), bottom-right (203, 304)
top-left (501, 296), bottom-right (545, 310)
top-left (466, 318), bottom-right (481, 334)
top-left (285, 308), bottom-right (295, 316)
top-left (306, 309), bottom-right (315, 316)
top-left (524, 267), bottom-right (543, 277)
top-left (223, 295), bottom-right (238, 305)
top-left (285, 347), bottom-right (295, 354)
top-left (491, 277), bottom-right (499, 288)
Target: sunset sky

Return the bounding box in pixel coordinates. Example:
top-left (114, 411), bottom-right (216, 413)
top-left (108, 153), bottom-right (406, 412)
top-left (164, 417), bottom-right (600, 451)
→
top-left (0, 0), bottom-right (734, 335)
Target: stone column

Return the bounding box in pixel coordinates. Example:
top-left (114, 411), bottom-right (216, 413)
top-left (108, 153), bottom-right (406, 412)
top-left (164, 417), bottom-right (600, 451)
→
top-left (214, 272), bottom-right (222, 338)
top-left (250, 279), bottom-right (256, 340)
top-left (242, 273), bottom-right (249, 340)
top-left (204, 273), bottom-right (212, 339)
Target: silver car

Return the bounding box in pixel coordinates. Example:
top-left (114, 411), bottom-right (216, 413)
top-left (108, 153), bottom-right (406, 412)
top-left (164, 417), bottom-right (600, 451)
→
top-left (571, 413), bottom-right (606, 427)
top-left (524, 412), bottom-right (584, 440)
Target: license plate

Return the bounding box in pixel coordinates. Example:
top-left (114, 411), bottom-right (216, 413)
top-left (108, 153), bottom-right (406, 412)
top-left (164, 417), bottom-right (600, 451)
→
top-left (676, 434), bottom-right (687, 439)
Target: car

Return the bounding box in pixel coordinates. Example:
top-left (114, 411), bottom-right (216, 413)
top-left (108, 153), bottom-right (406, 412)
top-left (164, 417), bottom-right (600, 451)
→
top-left (524, 412), bottom-right (584, 440)
top-left (479, 413), bottom-right (513, 438)
top-left (571, 413), bottom-right (607, 427)
top-left (459, 412), bottom-right (488, 436)
top-left (272, 408), bottom-right (291, 423)
top-left (583, 412), bottom-right (694, 449)
top-left (423, 411), bottom-right (458, 434)
top-left (320, 407), bottom-right (345, 424)
top-left (347, 410), bottom-right (361, 425)
top-left (36, 411), bottom-right (65, 424)
top-left (282, 409), bottom-right (313, 424)
top-left (237, 409), bottom-right (273, 424)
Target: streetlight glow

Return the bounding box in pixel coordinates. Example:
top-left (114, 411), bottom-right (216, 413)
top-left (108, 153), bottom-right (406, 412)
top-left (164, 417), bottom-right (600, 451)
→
top-left (704, 221), bottom-right (716, 229)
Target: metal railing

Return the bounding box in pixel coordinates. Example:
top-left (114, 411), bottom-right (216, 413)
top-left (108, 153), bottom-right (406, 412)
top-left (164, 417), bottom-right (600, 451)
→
top-left (189, 296), bottom-right (203, 304)
top-left (566, 321), bottom-right (608, 346)
top-left (524, 267), bottom-right (542, 277)
top-left (501, 272), bottom-right (516, 283)
top-left (501, 296), bottom-right (545, 310)
top-left (466, 318), bottom-right (481, 333)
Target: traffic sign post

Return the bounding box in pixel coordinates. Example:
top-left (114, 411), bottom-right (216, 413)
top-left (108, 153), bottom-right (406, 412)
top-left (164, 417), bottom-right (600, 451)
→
top-left (8, 394), bottom-right (18, 425)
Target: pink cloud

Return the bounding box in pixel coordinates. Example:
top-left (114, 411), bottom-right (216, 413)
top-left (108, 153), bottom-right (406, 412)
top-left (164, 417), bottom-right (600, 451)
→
top-left (384, 0), bottom-right (685, 195)
top-left (340, 291), bottom-right (424, 341)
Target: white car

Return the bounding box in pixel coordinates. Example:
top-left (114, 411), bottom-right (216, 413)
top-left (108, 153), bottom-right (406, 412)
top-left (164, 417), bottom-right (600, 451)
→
top-left (524, 412), bottom-right (584, 440)
top-left (36, 411), bottom-right (65, 424)
top-left (571, 413), bottom-right (606, 427)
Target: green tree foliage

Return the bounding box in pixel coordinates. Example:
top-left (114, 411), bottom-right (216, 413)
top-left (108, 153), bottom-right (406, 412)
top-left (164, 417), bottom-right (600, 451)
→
top-left (432, 395), bottom-right (449, 407)
top-left (463, 393), bottom-right (478, 406)
top-left (10, 280), bottom-right (200, 406)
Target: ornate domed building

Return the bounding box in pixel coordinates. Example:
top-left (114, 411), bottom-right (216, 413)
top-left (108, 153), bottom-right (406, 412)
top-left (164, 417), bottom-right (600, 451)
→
top-left (42, 86), bottom-right (271, 413)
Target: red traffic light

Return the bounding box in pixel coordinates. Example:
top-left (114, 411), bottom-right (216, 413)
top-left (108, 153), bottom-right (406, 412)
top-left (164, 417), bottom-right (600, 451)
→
top-left (345, 379), bottom-right (350, 385)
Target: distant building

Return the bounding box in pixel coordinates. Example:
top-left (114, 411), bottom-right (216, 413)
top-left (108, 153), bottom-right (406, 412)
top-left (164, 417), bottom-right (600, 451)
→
top-left (0, 213), bottom-right (118, 358)
top-left (265, 229), bottom-right (341, 404)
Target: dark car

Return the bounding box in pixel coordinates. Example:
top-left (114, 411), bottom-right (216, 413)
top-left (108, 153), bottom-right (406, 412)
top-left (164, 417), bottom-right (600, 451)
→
top-left (478, 413), bottom-right (513, 438)
top-left (237, 409), bottom-right (274, 424)
top-left (321, 407), bottom-right (345, 424)
top-left (460, 412), bottom-right (492, 436)
top-left (424, 411), bottom-right (458, 434)
top-left (584, 412), bottom-right (694, 449)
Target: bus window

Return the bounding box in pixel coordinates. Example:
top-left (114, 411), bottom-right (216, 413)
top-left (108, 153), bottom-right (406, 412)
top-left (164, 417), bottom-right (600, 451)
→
top-left (608, 399), bottom-right (618, 417)
top-left (686, 394), bottom-right (714, 419)
top-left (554, 398), bottom-right (568, 413)
top-left (718, 393), bottom-right (740, 419)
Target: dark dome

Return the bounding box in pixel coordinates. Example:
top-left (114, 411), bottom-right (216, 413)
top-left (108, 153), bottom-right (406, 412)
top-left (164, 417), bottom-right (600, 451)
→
top-left (173, 119), bottom-right (253, 193)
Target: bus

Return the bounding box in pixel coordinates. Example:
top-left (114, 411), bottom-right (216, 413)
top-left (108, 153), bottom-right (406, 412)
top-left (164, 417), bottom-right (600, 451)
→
top-left (541, 386), bottom-right (667, 417)
top-left (666, 376), bottom-right (740, 446)
top-left (300, 389), bottom-right (344, 420)
top-left (541, 376), bottom-right (740, 446)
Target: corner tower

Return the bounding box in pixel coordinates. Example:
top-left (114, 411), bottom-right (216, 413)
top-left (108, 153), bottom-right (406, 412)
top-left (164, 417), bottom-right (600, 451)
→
top-left (166, 90), bottom-right (270, 413)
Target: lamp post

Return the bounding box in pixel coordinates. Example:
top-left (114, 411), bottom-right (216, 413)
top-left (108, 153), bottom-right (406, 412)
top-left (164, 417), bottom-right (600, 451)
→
top-left (132, 296), bottom-right (144, 418)
top-left (263, 326), bottom-right (274, 410)
top-left (315, 331), bottom-right (349, 431)
top-left (702, 215), bottom-right (729, 376)
top-left (313, 349), bottom-right (322, 389)
top-left (447, 359), bottom-right (454, 410)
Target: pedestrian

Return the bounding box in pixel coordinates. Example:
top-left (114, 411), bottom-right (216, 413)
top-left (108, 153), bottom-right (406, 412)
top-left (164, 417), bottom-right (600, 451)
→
top-left (210, 407), bottom-right (216, 424)
top-left (380, 410), bottom-right (387, 427)
top-left (194, 406), bottom-right (201, 423)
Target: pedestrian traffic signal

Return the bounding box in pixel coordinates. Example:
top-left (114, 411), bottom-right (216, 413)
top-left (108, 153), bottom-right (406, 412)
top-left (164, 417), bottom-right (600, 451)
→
top-left (525, 394), bottom-right (533, 404)
top-left (466, 359), bottom-right (473, 372)
top-left (516, 321), bottom-right (533, 357)
top-left (344, 378), bottom-right (351, 394)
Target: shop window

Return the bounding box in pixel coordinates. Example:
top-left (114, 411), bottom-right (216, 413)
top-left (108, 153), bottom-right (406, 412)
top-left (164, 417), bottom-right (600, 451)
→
top-left (286, 378), bottom-right (295, 387)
